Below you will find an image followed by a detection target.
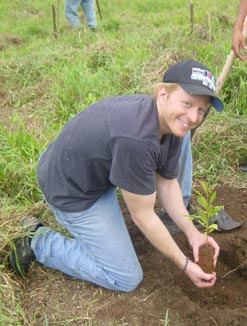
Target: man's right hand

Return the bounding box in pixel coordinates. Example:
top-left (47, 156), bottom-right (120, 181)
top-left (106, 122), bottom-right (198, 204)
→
top-left (232, 28), bottom-right (247, 60)
top-left (184, 259), bottom-right (217, 288)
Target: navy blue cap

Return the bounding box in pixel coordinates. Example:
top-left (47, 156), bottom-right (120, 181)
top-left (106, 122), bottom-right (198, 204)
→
top-left (162, 59), bottom-right (223, 112)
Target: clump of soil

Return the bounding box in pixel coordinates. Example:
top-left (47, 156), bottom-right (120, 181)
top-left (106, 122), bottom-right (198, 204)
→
top-left (15, 185), bottom-right (247, 326)
top-left (198, 242), bottom-right (215, 273)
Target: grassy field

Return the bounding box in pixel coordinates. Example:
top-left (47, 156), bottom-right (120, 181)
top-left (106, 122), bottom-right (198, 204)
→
top-left (0, 0), bottom-right (247, 324)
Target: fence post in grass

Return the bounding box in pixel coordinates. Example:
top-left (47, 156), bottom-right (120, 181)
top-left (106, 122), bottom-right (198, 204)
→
top-left (96, 0), bottom-right (103, 20)
top-left (57, 0), bottom-right (60, 31)
top-left (52, 4), bottom-right (57, 39)
top-left (189, 0), bottom-right (194, 35)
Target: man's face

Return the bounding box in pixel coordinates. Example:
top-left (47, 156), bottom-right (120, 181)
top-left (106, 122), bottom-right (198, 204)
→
top-left (158, 86), bottom-right (210, 137)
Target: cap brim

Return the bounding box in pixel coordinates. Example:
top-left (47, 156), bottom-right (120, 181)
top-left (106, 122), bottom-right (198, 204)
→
top-left (210, 97), bottom-right (224, 112)
top-left (179, 83), bottom-right (224, 112)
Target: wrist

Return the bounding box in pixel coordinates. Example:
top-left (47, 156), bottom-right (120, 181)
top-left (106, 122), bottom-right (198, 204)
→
top-left (184, 222), bottom-right (199, 239)
top-left (181, 256), bottom-right (189, 272)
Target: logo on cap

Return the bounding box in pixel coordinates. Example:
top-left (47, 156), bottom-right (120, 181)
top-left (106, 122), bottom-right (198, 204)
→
top-left (191, 68), bottom-right (216, 91)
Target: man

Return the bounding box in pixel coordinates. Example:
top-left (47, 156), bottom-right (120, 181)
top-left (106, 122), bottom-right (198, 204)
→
top-left (232, 0), bottom-right (247, 60)
top-left (232, 2), bottom-right (247, 172)
top-left (10, 60), bottom-right (221, 292)
top-left (64, 0), bottom-right (97, 30)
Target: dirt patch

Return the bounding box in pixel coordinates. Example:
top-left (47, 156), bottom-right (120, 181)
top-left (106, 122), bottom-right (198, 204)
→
top-left (17, 185), bottom-right (247, 325)
top-left (0, 33), bottom-right (22, 51)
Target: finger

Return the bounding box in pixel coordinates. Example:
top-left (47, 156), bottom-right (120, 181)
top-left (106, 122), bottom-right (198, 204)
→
top-left (192, 246), bottom-right (199, 263)
top-left (202, 272), bottom-right (216, 282)
top-left (240, 39), bottom-right (247, 49)
top-left (238, 52), bottom-right (247, 60)
top-left (213, 252), bottom-right (219, 266)
top-left (233, 43), bottom-right (247, 60)
top-left (199, 277), bottom-right (216, 288)
top-left (232, 44), bottom-right (242, 58)
top-left (200, 273), bottom-right (216, 285)
top-left (213, 245), bottom-right (220, 259)
top-left (207, 238), bottom-right (220, 263)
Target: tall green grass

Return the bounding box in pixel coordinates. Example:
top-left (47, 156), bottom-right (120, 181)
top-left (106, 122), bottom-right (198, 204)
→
top-left (0, 121), bottom-right (43, 203)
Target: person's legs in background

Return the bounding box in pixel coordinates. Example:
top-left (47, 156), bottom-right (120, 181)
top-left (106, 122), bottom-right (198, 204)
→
top-left (177, 131), bottom-right (192, 208)
top-left (81, 0), bottom-right (97, 29)
top-left (159, 132), bottom-right (192, 234)
top-left (64, 0), bottom-right (82, 28)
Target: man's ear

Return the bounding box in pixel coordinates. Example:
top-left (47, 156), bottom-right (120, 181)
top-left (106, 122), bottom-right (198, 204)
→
top-left (157, 85), bottom-right (168, 104)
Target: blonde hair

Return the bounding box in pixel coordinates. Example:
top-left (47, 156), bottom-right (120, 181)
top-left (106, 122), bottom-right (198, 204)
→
top-left (152, 83), bottom-right (179, 98)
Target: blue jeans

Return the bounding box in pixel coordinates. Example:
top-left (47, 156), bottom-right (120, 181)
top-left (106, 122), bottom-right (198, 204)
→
top-left (31, 188), bottom-right (143, 292)
top-left (64, 0), bottom-right (97, 28)
top-left (177, 131), bottom-right (192, 206)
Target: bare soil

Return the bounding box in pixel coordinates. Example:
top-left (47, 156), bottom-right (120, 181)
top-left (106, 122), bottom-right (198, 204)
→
top-left (17, 185), bottom-right (247, 326)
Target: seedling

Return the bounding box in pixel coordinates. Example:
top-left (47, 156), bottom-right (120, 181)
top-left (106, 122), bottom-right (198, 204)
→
top-left (189, 181), bottom-right (223, 239)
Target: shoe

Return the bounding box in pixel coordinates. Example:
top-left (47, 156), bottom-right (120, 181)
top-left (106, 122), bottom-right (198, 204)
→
top-left (210, 209), bottom-right (242, 232)
top-left (186, 204), bottom-right (204, 229)
top-left (239, 163), bottom-right (247, 172)
top-left (89, 26), bottom-right (97, 32)
top-left (159, 208), bottom-right (181, 235)
top-left (187, 203), bottom-right (197, 215)
top-left (160, 204), bottom-right (242, 234)
top-left (160, 204), bottom-right (203, 234)
top-left (187, 204), bottom-right (242, 232)
top-left (9, 216), bottom-right (43, 277)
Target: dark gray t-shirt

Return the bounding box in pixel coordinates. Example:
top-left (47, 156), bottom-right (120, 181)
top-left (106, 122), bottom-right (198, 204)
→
top-left (37, 95), bottom-right (182, 212)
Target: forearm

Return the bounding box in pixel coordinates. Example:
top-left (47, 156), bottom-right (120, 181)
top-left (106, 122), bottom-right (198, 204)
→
top-left (121, 189), bottom-right (187, 270)
top-left (232, 1), bottom-right (247, 59)
top-left (156, 175), bottom-right (198, 238)
top-left (132, 211), bottom-right (186, 270)
top-left (234, 0), bottom-right (247, 29)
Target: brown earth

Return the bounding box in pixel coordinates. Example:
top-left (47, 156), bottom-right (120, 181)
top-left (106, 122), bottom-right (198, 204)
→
top-left (17, 184), bottom-right (247, 326)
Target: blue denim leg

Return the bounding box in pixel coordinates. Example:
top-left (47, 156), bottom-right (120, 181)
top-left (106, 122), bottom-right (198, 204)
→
top-left (81, 0), bottom-right (97, 28)
top-left (177, 131), bottom-right (193, 206)
top-left (31, 188), bottom-right (143, 292)
top-left (64, 0), bottom-right (82, 28)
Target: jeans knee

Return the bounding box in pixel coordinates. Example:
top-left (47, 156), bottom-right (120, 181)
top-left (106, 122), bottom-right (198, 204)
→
top-left (119, 267), bottom-right (143, 292)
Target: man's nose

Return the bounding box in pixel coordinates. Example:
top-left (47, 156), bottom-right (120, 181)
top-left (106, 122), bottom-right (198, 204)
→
top-left (187, 107), bottom-right (199, 124)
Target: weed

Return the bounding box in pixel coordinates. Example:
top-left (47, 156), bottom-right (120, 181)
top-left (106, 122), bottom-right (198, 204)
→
top-left (164, 309), bottom-right (170, 326)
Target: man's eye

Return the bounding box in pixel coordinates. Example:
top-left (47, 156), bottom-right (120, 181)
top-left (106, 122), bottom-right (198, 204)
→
top-left (183, 102), bottom-right (191, 107)
top-left (198, 108), bottom-right (206, 115)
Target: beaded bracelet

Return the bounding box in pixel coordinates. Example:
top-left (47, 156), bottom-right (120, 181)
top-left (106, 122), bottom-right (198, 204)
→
top-left (181, 256), bottom-right (189, 272)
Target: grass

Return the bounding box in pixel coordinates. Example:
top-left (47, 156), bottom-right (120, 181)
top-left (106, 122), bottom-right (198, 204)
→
top-left (0, 0), bottom-right (247, 324)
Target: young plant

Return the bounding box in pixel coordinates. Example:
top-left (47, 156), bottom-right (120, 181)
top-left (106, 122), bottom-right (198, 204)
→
top-left (189, 180), bottom-right (223, 239)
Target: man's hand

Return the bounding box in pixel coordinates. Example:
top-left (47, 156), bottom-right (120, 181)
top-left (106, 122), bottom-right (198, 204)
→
top-left (187, 231), bottom-right (220, 267)
top-left (232, 14), bottom-right (247, 60)
top-left (232, 27), bottom-right (247, 60)
top-left (184, 259), bottom-right (217, 288)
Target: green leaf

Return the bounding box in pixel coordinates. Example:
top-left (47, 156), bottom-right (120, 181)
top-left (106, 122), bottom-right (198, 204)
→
top-left (200, 180), bottom-right (208, 195)
top-left (209, 191), bottom-right (216, 204)
top-left (208, 223), bottom-right (218, 232)
top-left (197, 196), bottom-right (207, 210)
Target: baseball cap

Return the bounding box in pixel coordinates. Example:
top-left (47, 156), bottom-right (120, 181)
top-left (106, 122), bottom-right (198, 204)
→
top-left (162, 59), bottom-right (223, 112)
